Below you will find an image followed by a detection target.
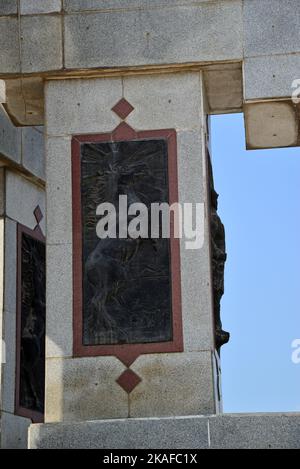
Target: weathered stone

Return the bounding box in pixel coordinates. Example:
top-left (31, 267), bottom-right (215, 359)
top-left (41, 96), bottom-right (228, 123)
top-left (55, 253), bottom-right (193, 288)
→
top-left (22, 126), bottom-right (45, 180)
top-left (0, 80), bottom-right (5, 103)
top-left (45, 78), bottom-right (121, 136)
top-left (20, 15), bottom-right (62, 72)
top-left (29, 413), bottom-right (300, 449)
top-left (46, 244), bottom-right (72, 358)
top-left (45, 357), bottom-right (128, 422)
top-left (177, 130), bottom-right (214, 351)
top-left (209, 414), bottom-right (300, 449)
top-left (244, 0), bottom-right (300, 58)
top-left (0, 18), bottom-right (19, 74)
top-left (20, 0), bottom-right (62, 15)
top-left (1, 412), bottom-right (31, 449)
top-left (64, 2), bottom-right (243, 69)
top-left (64, 0), bottom-right (221, 12)
top-left (1, 310), bottom-right (17, 413)
top-left (130, 352), bottom-right (217, 417)
top-left (3, 218), bottom-right (17, 314)
top-left (245, 101), bottom-right (298, 149)
top-left (46, 137), bottom-right (72, 244)
top-left (0, 105), bottom-right (21, 163)
top-left (244, 54), bottom-right (300, 100)
top-left (29, 415), bottom-right (209, 449)
top-left (5, 171), bottom-right (45, 231)
top-left (0, 0), bottom-right (17, 15)
top-left (124, 72), bottom-right (202, 131)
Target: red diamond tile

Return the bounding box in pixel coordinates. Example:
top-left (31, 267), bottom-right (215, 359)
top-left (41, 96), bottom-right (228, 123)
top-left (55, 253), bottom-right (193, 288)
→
top-left (34, 205), bottom-right (43, 224)
top-left (112, 121), bottom-right (137, 141)
top-left (111, 98), bottom-right (134, 120)
top-left (116, 350), bottom-right (140, 368)
top-left (116, 368), bottom-right (141, 394)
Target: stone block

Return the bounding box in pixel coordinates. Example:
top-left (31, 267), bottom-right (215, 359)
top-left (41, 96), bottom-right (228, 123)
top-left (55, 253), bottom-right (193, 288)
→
top-left (22, 126), bottom-right (45, 180)
top-left (0, 168), bottom-right (4, 216)
top-left (0, 0), bottom-right (17, 16)
top-left (244, 54), bottom-right (300, 101)
top-left (1, 310), bottom-right (17, 413)
top-left (64, 2), bottom-right (243, 69)
top-left (1, 412), bottom-right (31, 449)
top-left (0, 18), bottom-right (19, 74)
top-left (0, 105), bottom-right (21, 163)
top-left (177, 130), bottom-right (214, 351)
top-left (64, 0), bottom-right (220, 12)
top-left (124, 73), bottom-right (202, 131)
top-left (45, 356), bottom-right (128, 422)
top-left (245, 101), bottom-right (298, 150)
top-left (46, 137), bottom-right (72, 244)
top-left (244, 0), bottom-right (300, 58)
top-left (20, 15), bottom-right (62, 72)
top-left (5, 171), bottom-right (46, 232)
top-left (46, 244), bottom-right (72, 358)
top-left (209, 413), bottom-right (300, 449)
top-left (130, 351), bottom-right (216, 418)
top-left (45, 78), bottom-right (122, 136)
top-left (4, 218), bottom-right (17, 314)
top-left (20, 0), bottom-right (62, 15)
top-left (203, 64), bottom-right (243, 113)
top-left (29, 415), bottom-right (209, 449)
top-left (29, 413), bottom-right (300, 449)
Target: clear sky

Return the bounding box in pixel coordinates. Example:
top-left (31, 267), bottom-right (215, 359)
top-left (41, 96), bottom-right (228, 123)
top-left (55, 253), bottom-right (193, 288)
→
top-left (211, 113), bottom-right (300, 413)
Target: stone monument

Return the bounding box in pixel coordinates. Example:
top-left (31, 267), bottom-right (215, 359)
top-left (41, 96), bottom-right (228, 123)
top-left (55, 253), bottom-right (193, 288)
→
top-left (0, 0), bottom-right (299, 449)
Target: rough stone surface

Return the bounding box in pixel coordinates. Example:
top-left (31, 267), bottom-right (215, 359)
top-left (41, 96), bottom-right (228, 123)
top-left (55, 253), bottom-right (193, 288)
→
top-left (177, 130), bottom-right (214, 351)
top-left (4, 218), bottom-right (17, 315)
top-left (20, 0), bottom-right (62, 15)
top-left (0, 105), bottom-right (21, 163)
top-left (5, 77), bottom-right (44, 127)
top-left (64, 2), bottom-right (243, 69)
top-left (1, 412), bottom-right (31, 449)
top-left (29, 413), bottom-right (300, 449)
top-left (124, 73), bottom-right (202, 131)
top-left (244, 54), bottom-right (300, 100)
top-left (130, 352), bottom-right (216, 418)
top-left (20, 15), bottom-right (62, 72)
top-left (45, 357), bottom-right (128, 422)
top-left (1, 309), bottom-right (17, 413)
top-left (29, 415), bottom-right (209, 449)
top-left (46, 244), bottom-right (72, 358)
top-left (0, 80), bottom-right (5, 103)
top-left (209, 414), bottom-right (300, 449)
top-left (245, 101), bottom-right (298, 149)
top-left (0, 0), bottom-right (17, 15)
top-left (0, 168), bottom-right (5, 216)
top-left (5, 170), bottom-right (46, 232)
top-left (22, 126), bottom-right (45, 180)
top-left (64, 0), bottom-right (221, 12)
top-left (45, 78), bottom-right (121, 136)
top-left (244, 0), bottom-right (300, 58)
top-left (203, 64), bottom-right (243, 113)
top-left (0, 18), bottom-right (19, 74)
top-left (46, 137), bottom-right (72, 244)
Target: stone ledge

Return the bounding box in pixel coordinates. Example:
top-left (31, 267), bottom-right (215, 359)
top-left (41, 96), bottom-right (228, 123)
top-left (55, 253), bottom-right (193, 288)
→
top-left (28, 413), bottom-right (300, 449)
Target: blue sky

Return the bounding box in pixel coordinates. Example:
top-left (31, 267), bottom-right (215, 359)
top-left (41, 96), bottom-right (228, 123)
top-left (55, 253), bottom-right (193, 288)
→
top-left (211, 113), bottom-right (300, 413)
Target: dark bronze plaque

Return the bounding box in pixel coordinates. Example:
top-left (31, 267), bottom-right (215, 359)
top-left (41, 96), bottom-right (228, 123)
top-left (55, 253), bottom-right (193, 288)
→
top-left (19, 233), bottom-right (45, 414)
top-left (81, 139), bottom-right (172, 346)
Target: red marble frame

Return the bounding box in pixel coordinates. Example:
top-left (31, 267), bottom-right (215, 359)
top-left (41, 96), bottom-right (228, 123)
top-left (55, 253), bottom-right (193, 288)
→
top-left (15, 222), bottom-right (45, 424)
top-left (72, 126), bottom-right (183, 366)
